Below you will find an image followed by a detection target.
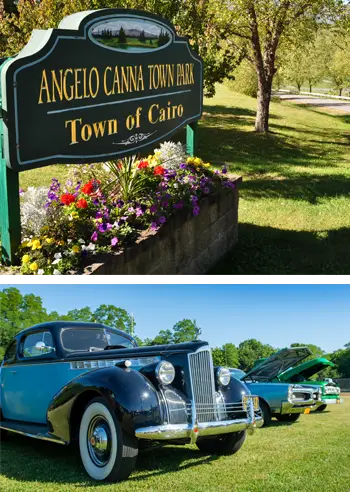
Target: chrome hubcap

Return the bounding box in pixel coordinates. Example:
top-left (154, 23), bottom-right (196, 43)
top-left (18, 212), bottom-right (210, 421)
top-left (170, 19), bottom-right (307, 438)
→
top-left (87, 416), bottom-right (111, 466)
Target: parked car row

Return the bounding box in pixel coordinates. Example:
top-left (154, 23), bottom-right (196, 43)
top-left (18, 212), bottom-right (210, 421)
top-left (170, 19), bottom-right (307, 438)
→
top-left (0, 323), bottom-right (343, 482)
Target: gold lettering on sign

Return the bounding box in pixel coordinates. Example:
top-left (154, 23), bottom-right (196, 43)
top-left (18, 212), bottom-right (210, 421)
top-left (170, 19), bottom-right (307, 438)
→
top-left (38, 70), bottom-right (51, 104)
top-left (65, 117), bottom-right (118, 145)
top-left (148, 101), bottom-right (184, 124)
top-left (148, 64), bottom-right (175, 89)
top-left (176, 63), bottom-right (195, 86)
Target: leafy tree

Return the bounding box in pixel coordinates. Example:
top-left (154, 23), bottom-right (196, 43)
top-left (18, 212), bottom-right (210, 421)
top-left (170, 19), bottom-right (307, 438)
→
top-left (327, 44), bottom-right (350, 96)
top-left (330, 346), bottom-right (350, 378)
top-left (238, 339), bottom-right (275, 371)
top-left (63, 307), bottom-right (94, 322)
top-left (92, 304), bottom-right (135, 335)
top-left (226, 59), bottom-right (258, 98)
top-left (172, 319), bottom-right (201, 343)
top-left (139, 29), bottom-right (146, 43)
top-left (0, 287), bottom-right (51, 348)
top-left (205, 0), bottom-right (347, 132)
top-left (211, 343), bottom-right (239, 367)
top-left (212, 347), bottom-right (226, 366)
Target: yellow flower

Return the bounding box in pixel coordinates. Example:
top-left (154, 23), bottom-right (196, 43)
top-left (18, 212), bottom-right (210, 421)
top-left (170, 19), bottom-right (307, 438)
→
top-left (46, 238), bottom-right (55, 244)
top-left (29, 262), bottom-right (39, 272)
top-left (72, 245), bottom-right (80, 254)
top-left (57, 240), bottom-right (65, 246)
top-left (22, 254), bottom-right (30, 264)
top-left (70, 211), bottom-right (79, 220)
top-left (193, 157), bottom-right (202, 166)
top-left (203, 162), bottom-right (211, 168)
top-left (31, 239), bottom-right (41, 250)
top-left (187, 157), bottom-right (195, 164)
top-left (20, 241), bottom-right (30, 248)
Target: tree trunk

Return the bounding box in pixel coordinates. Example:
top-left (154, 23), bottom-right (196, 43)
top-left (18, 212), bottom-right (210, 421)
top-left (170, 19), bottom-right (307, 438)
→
top-left (339, 88), bottom-right (343, 96)
top-left (255, 76), bottom-right (272, 133)
top-left (309, 84), bottom-right (312, 93)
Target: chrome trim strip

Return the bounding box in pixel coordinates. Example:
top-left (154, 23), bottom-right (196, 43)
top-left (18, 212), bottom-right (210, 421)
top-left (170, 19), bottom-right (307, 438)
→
top-left (136, 414), bottom-right (264, 440)
top-left (0, 425), bottom-right (66, 445)
top-left (321, 398), bottom-right (343, 404)
top-left (281, 401), bottom-right (316, 414)
top-left (69, 356), bottom-right (161, 369)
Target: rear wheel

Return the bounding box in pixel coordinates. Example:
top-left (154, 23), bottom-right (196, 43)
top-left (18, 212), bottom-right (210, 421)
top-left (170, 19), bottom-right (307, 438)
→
top-left (196, 430), bottom-right (246, 455)
top-left (315, 404), bottom-right (327, 412)
top-left (275, 413), bottom-right (300, 422)
top-left (79, 397), bottom-right (138, 482)
top-left (259, 400), bottom-right (272, 426)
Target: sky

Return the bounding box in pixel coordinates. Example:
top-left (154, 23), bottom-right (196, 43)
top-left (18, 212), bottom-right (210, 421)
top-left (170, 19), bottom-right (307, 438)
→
top-left (2, 284), bottom-right (349, 353)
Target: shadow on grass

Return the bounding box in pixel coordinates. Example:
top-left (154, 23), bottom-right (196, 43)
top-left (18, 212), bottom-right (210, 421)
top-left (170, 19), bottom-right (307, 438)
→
top-left (241, 174), bottom-right (350, 203)
top-left (210, 224), bottom-right (350, 275)
top-left (199, 106), bottom-right (347, 173)
top-left (0, 433), bottom-right (218, 485)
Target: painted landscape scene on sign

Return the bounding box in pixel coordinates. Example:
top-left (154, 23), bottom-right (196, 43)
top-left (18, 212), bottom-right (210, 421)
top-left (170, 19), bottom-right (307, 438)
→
top-left (90, 18), bottom-right (171, 51)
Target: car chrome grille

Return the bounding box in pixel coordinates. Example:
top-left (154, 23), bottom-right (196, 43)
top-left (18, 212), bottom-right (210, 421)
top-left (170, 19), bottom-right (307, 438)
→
top-left (188, 348), bottom-right (217, 422)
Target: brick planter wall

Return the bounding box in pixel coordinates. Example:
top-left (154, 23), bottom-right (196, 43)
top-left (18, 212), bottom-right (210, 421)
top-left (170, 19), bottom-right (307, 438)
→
top-left (84, 176), bottom-right (241, 275)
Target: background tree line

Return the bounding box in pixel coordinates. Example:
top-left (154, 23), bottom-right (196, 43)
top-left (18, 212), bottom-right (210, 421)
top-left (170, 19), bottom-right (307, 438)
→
top-left (1, 288), bottom-right (349, 377)
top-left (0, 0), bottom-right (348, 134)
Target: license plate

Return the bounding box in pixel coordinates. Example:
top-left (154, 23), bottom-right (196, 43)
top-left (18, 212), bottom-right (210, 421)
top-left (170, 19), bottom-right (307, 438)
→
top-left (304, 408), bottom-right (311, 414)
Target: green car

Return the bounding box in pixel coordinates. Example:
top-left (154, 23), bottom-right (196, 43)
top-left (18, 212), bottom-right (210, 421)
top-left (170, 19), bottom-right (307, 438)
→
top-left (255, 350), bottom-right (343, 412)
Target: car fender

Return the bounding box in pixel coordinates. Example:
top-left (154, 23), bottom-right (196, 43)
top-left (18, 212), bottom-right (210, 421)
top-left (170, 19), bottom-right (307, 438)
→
top-left (47, 366), bottom-right (163, 444)
top-left (243, 382), bottom-right (290, 413)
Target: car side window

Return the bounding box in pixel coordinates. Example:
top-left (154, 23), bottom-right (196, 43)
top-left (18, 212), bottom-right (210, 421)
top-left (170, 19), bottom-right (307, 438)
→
top-left (4, 340), bottom-right (17, 362)
top-left (22, 331), bottom-right (55, 358)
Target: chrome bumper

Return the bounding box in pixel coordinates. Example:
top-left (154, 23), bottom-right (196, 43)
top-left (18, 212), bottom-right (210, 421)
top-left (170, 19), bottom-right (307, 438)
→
top-left (135, 414), bottom-right (263, 441)
top-left (321, 398), bottom-right (343, 404)
top-left (281, 400), bottom-right (316, 414)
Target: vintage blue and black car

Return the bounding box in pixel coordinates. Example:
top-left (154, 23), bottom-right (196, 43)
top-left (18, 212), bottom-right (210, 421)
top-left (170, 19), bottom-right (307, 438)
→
top-left (0, 322), bottom-right (262, 482)
top-left (229, 348), bottom-right (322, 426)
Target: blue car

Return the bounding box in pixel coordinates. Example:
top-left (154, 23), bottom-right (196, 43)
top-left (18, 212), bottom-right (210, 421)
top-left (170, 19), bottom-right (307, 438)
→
top-left (229, 348), bottom-right (322, 426)
top-left (0, 321), bottom-right (262, 482)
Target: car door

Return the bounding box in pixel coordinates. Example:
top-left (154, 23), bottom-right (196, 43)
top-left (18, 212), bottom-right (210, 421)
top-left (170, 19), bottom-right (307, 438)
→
top-left (1, 329), bottom-right (73, 424)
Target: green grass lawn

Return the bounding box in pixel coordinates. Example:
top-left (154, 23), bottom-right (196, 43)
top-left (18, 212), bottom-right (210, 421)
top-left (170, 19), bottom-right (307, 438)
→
top-left (1, 398), bottom-right (349, 491)
top-left (17, 84), bottom-right (350, 274)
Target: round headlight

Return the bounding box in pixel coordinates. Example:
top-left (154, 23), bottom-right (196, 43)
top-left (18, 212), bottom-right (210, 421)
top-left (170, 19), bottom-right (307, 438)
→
top-left (156, 361), bottom-right (175, 385)
top-left (217, 367), bottom-right (231, 386)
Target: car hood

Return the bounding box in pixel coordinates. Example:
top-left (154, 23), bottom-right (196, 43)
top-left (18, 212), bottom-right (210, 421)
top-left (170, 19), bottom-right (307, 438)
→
top-left (278, 358), bottom-right (335, 382)
top-left (243, 347), bottom-right (311, 382)
top-left (64, 340), bottom-right (209, 360)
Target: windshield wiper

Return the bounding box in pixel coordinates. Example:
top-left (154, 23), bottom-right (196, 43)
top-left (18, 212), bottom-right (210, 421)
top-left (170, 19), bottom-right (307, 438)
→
top-left (104, 344), bottom-right (127, 350)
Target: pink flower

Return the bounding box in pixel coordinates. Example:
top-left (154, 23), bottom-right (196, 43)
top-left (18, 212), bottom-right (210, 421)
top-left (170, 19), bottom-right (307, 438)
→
top-left (111, 237), bottom-right (118, 247)
top-left (91, 231), bottom-right (98, 242)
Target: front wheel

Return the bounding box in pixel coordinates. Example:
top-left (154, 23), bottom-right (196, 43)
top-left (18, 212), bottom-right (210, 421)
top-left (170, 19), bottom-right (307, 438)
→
top-left (196, 430), bottom-right (246, 455)
top-left (79, 397), bottom-right (138, 482)
top-left (275, 413), bottom-right (300, 422)
top-left (315, 404), bottom-right (327, 412)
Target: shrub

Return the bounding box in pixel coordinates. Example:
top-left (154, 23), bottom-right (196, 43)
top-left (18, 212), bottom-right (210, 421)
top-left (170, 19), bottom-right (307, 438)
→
top-left (226, 60), bottom-right (258, 98)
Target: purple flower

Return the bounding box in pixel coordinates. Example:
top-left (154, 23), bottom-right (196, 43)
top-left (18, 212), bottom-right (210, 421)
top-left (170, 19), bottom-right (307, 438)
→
top-left (150, 222), bottom-right (158, 230)
top-left (19, 188), bottom-right (24, 195)
top-left (193, 205), bottom-right (200, 216)
top-left (93, 198), bottom-right (99, 205)
top-left (173, 201), bottom-right (184, 210)
top-left (116, 199), bottom-right (124, 208)
top-left (66, 179), bottom-right (73, 187)
top-left (161, 201), bottom-right (169, 208)
top-left (150, 204), bottom-right (157, 213)
top-left (128, 207), bottom-right (135, 213)
top-left (95, 211), bottom-right (103, 219)
top-left (91, 231), bottom-right (98, 242)
top-left (180, 163), bottom-right (187, 169)
top-left (111, 237), bottom-right (118, 247)
top-left (214, 170), bottom-right (220, 175)
top-left (158, 216), bottom-right (167, 224)
top-left (118, 218), bottom-right (126, 226)
top-left (98, 222), bottom-right (113, 233)
top-left (191, 195), bottom-right (198, 204)
top-left (203, 187), bottom-right (210, 194)
top-left (136, 207), bottom-right (144, 217)
top-left (221, 166), bottom-right (228, 174)
top-left (47, 191), bottom-right (58, 201)
top-left (75, 181), bottom-right (82, 191)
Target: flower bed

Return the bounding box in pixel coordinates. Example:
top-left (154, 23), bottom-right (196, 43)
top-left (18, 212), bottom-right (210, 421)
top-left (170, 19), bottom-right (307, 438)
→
top-left (19, 142), bottom-right (238, 275)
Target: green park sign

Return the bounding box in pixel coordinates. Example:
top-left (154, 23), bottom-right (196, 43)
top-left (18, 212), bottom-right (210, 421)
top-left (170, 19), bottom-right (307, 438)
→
top-left (0, 9), bottom-right (203, 263)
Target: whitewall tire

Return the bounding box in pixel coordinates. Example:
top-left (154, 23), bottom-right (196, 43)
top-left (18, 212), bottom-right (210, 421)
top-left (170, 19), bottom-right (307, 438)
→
top-left (79, 397), bottom-right (138, 482)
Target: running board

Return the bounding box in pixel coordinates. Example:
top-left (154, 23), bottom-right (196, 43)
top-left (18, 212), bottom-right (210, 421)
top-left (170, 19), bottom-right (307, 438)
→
top-left (0, 420), bottom-right (66, 445)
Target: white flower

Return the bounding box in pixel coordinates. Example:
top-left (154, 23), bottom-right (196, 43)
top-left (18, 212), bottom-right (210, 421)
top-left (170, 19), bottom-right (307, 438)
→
top-left (153, 141), bottom-right (187, 170)
top-left (82, 242), bottom-right (95, 252)
top-left (20, 186), bottom-right (50, 236)
top-left (54, 252), bottom-right (62, 260)
top-left (78, 238), bottom-right (85, 244)
top-left (53, 269), bottom-right (61, 275)
top-left (37, 269), bottom-right (44, 275)
top-left (67, 239), bottom-right (72, 243)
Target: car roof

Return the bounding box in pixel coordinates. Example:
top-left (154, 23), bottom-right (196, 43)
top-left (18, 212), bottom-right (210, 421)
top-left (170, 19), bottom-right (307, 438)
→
top-left (15, 321), bottom-right (135, 343)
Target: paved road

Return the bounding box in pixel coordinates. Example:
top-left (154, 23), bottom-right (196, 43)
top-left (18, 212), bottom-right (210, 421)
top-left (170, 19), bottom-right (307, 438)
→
top-left (278, 94), bottom-right (350, 114)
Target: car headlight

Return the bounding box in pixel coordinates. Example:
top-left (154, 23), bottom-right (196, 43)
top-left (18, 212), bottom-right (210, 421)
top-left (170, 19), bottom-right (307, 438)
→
top-left (155, 361), bottom-right (175, 385)
top-left (288, 385), bottom-right (294, 400)
top-left (217, 367), bottom-right (231, 386)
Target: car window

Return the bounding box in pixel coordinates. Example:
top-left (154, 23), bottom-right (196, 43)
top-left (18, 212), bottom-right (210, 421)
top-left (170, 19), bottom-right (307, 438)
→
top-left (61, 328), bottom-right (135, 352)
top-left (4, 340), bottom-right (17, 362)
top-left (22, 331), bottom-right (55, 358)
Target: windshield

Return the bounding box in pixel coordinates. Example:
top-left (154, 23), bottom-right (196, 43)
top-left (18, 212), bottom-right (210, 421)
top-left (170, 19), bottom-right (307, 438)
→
top-left (230, 368), bottom-right (246, 380)
top-left (61, 327), bottom-right (135, 352)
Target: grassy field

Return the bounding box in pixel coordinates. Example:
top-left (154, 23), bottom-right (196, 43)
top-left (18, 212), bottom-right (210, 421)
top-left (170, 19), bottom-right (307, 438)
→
top-left (1, 398), bottom-right (349, 491)
top-left (17, 84), bottom-right (350, 274)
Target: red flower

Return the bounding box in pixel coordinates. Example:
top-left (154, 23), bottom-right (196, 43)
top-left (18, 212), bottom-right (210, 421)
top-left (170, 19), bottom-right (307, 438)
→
top-left (60, 193), bottom-right (75, 206)
top-left (81, 181), bottom-right (94, 195)
top-left (154, 165), bottom-right (165, 176)
top-left (138, 160), bottom-right (149, 169)
top-left (76, 198), bottom-right (88, 209)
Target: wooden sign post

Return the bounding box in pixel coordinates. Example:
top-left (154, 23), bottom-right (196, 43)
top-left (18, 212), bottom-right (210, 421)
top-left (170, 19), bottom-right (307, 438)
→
top-left (0, 9), bottom-right (203, 265)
